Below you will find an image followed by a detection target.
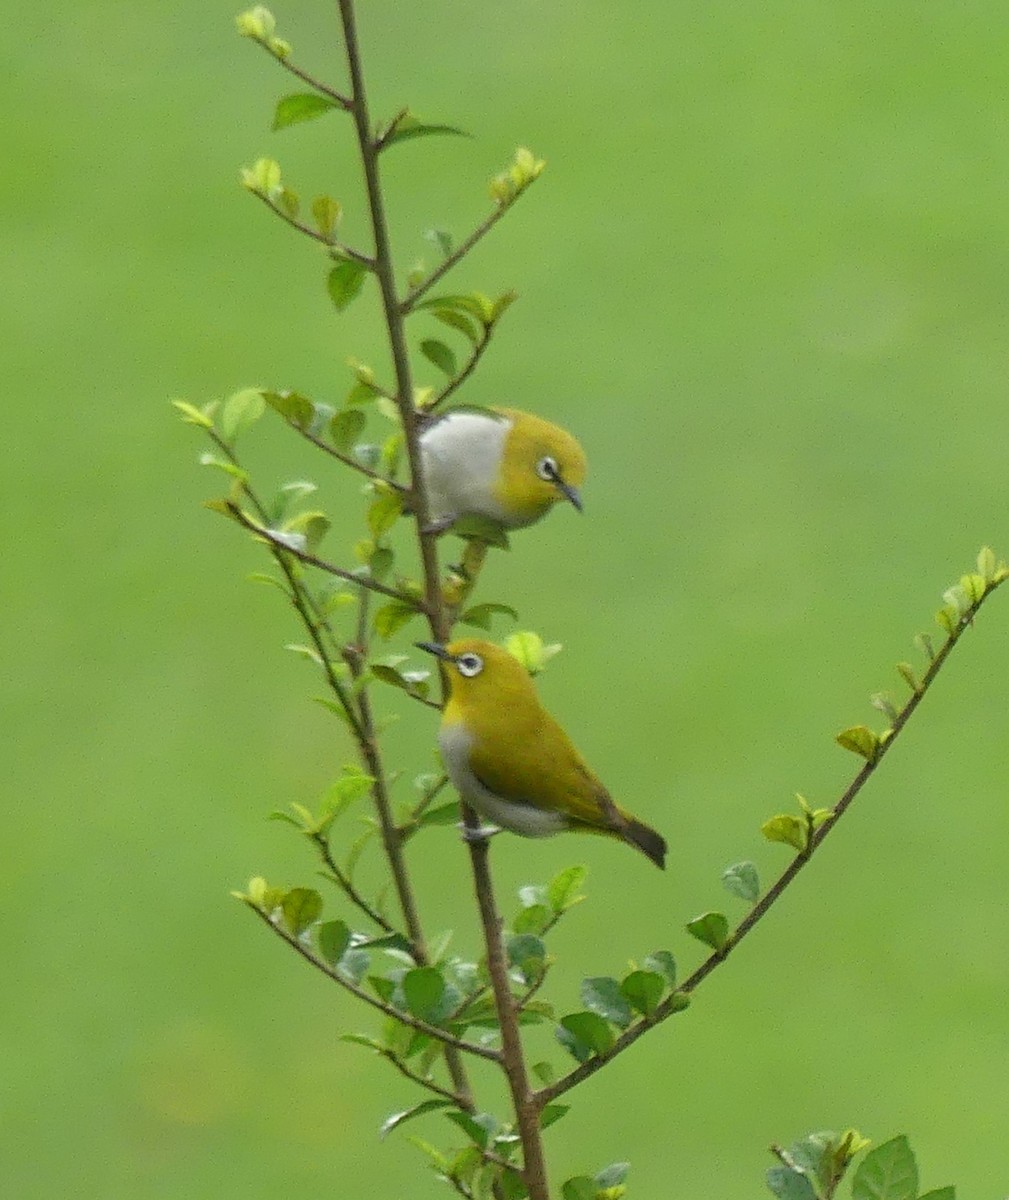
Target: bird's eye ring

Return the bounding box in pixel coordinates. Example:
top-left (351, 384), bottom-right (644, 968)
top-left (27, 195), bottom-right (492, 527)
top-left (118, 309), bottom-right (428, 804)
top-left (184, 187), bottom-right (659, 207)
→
top-left (456, 652), bottom-right (484, 678)
top-left (536, 455), bottom-right (559, 482)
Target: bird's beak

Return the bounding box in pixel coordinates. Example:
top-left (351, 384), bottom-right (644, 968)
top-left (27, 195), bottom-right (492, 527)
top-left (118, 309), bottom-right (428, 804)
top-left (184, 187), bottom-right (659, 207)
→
top-left (555, 477), bottom-right (583, 512)
top-left (415, 641), bottom-right (451, 661)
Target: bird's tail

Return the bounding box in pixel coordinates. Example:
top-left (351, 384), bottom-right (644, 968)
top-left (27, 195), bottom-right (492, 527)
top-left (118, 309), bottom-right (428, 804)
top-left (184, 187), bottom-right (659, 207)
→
top-left (621, 817), bottom-right (667, 870)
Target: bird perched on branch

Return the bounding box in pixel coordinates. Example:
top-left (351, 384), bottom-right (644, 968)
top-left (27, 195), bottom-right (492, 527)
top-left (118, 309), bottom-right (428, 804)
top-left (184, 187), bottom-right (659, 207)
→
top-left (418, 407), bottom-right (586, 531)
top-left (416, 638), bottom-right (666, 868)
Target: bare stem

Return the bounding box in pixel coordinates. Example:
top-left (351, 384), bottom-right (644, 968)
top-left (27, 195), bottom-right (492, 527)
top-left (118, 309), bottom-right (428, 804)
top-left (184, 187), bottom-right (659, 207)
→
top-left (256, 40), bottom-right (353, 109)
top-left (534, 571), bottom-right (1008, 1107)
top-left (336, 3), bottom-right (549, 1192)
top-left (402, 203), bottom-right (520, 313)
top-left (250, 189), bottom-right (373, 264)
top-left (312, 832), bottom-right (397, 935)
top-left (428, 326), bottom-right (497, 413)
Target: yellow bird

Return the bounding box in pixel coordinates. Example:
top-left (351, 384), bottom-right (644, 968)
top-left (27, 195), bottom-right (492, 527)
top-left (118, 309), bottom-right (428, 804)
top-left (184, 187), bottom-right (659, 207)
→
top-left (419, 407), bottom-right (587, 530)
top-left (416, 638), bottom-right (666, 868)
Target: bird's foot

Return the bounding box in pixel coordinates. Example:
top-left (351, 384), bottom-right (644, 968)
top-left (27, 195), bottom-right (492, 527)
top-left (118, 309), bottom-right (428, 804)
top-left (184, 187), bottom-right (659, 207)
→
top-left (458, 821), bottom-right (501, 844)
top-left (422, 514), bottom-right (457, 536)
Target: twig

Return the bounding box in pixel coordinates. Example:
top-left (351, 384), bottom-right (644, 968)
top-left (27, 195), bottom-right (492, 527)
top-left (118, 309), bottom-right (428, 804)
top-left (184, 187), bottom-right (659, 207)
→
top-left (534, 573), bottom-right (1008, 1107)
top-left (402, 206), bottom-right (517, 314)
top-left (255, 40), bottom-right (353, 109)
top-left (245, 901), bottom-right (502, 1061)
top-left (381, 1049), bottom-right (466, 1105)
top-left (313, 833), bottom-right (397, 935)
top-left (250, 190), bottom-right (373, 265)
top-left (225, 501), bottom-right (423, 607)
top-left (285, 420), bottom-right (405, 487)
top-left (428, 327), bottom-right (496, 413)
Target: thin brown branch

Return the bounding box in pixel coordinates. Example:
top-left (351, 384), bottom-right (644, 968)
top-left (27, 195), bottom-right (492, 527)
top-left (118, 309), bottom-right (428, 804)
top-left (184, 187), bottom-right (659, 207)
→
top-left (225, 500), bottom-right (424, 607)
top-left (534, 571), bottom-right (1008, 1108)
top-left (285, 420), bottom-right (405, 487)
top-left (402, 204), bottom-right (516, 314)
top-left (244, 901), bottom-right (502, 1061)
top-left (427, 327), bottom-right (496, 413)
top-left (380, 1049), bottom-right (466, 1105)
top-left (250, 189), bottom-right (373, 265)
top-left (313, 833), bottom-right (397, 935)
top-left (255, 40), bottom-right (353, 109)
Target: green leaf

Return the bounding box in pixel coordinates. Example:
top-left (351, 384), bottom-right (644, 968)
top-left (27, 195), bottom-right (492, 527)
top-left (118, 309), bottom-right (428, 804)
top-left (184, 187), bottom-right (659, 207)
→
top-left (420, 339), bottom-right (457, 377)
top-left (531, 1060), bottom-right (555, 1087)
top-left (851, 1136), bottom-right (918, 1200)
top-left (198, 451), bottom-right (247, 483)
top-left (721, 860), bottom-right (760, 903)
top-left (263, 388), bottom-right (314, 430)
top-left (281, 887), bottom-right (322, 936)
top-left (219, 387), bottom-right (265, 443)
top-left (580, 977), bottom-right (632, 1029)
top-left (331, 407), bottom-right (366, 452)
top-left (558, 1011), bottom-right (614, 1059)
top-left (787, 1131), bottom-right (836, 1191)
top-left (339, 1032), bottom-right (384, 1051)
top-left (273, 92), bottom-right (338, 131)
top-left (506, 631), bottom-right (562, 676)
top-left (642, 950), bottom-right (677, 987)
top-left (381, 113), bottom-right (470, 150)
top-left (403, 967), bottom-right (447, 1023)
top-left (443, 1109), bottom-right (499, 1150)
top-left (539, 1105), bottom-right (570, 1132)
top-left (460, 602), bottom-right (519, 631)
top-left (761, 814), bottom-right (807, 852)
top-left (620, 970), bottom-right (664, 1018)
top-left (561, 1177), bottom-right (597, 1200)
top-left (317, 919), bottom-right (351, 966)
top-left (418, 801), bottom-right (461, 828)
top-left (172, 398), bottom-right (215, 428)
top-left (918, 1190), bottom-right (955, 1200)
top-left (380, 1098), bottom-right (454, 1140)
top-left (328, 259), bottom-right (367, 312)
top-left (512, 904), bottom-right (552, 936)
top-left (766, 1166), bottom-right (818, 1200)
top-left (431, 306), bottom-right (481, 345)
top-left (836, 725), bottom-right (880, 763)
top-left (368, 491), bottom-right (403, 538)
top-left (374, 601), bottom-right (420, 639)
top-left (311, 194), bottom-right (342, 239)
top-left (686, 911), bottom-right (730, 951)
top-left (507, 934), bottom-right (546, 983)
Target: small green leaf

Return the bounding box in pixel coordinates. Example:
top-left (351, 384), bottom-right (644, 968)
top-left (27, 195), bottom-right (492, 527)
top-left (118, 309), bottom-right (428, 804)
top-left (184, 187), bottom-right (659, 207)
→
top-left (172, 398), bottom-right (215, 428)
top-left (685, 911), bottom-right (730, 952)
top-left (459, 602), bottom-right (519, 631)
top-left (513, 904), bottom-right (552, 936)
top-left (620, 970), bottom-right (664, 1018)
top-left (420, 339), bottom-right (457, 377)
top-left (368, 491), bottom-right (403, 538)
top-left (417, 801), bottom-right (461, 828)
top-left (896, 662), bottom-right (921, 694)
top-left (373, 601), bottom-right (419, 640)
top-left (506, 631), bottom-right (562, 677)
top-left (851, 1136), bottom-right (918, 1200)
top-left (580, 977), bottom-right (632, 1029)
top-left (403, 967), bottom-right (447, 1023)
top-left (642, 950), bottom-right (676, 987)
top-left (317, 919), bottom-right (351, 965)
top-left (273, 92), bottom-right (338, 131)
top-left (281, 887), bottom-right (322, 935)
top-left (977, 545), bottom-right (997, 580)
top-left (558, 1011), bottom-right (614, 1059)
top-left (331, 408), bottom-right (366, 452)
top-left (443, 1109), bottom-right (498, 1149)
top-left (721, 861), bottom-right (760, 903)
top-left (431, 306), bottom-right (481, 345)
top-left (766, 1166), bottom-right (818, 1200)
top-left (836, 725), bottom-right (880, 763)
top-left (761, 814), bottom-right (808, 852)
top-left (263, 388), bottom-right (314, 429)
top-left (381, 113), bottom-right (470, 150)
top-left (380, 1098), bottom-right (454, 1140)
top-left (339, 1032), bottom-right (384, 1051)
top-left (506, 934), bottom-right (546, 983)
top-left (561, 1177), bottom-right (597, 1200)
top-left (451, 513), bottom-right (511, 549)
top-left (218, 388), bottom-right (265, 442)
top-left (918, 1190), bottom-right (955, 1200)
top-left (539, 1103), bottom-right (569, 1129)
top-left (311, 194), bottom-right (342, 239)
top-left (328, 259), bottom-right (367, 312)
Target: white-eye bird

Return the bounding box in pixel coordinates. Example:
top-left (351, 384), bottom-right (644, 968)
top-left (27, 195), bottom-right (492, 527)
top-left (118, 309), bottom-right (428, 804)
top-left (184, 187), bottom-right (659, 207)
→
top-left (416, 638), bottom-right (666, 868)
top-left (418, 407), bottom-right (587, 530)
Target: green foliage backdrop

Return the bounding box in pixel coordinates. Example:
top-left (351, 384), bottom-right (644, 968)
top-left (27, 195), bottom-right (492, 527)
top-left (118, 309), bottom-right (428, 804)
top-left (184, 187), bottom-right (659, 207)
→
top-left (6, 2), bottom-right (1009, 1196)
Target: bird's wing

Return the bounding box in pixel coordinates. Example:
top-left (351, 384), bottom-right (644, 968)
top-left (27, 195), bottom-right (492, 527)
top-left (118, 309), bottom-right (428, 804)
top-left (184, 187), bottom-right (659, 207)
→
top-left (466, 712), bottom-right (616, 829)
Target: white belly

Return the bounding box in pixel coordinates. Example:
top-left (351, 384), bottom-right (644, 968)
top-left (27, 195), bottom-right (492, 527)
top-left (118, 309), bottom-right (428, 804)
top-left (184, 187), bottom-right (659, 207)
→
top-left (438, 722), bottom-right (568, 838)
top-left (419, 411), bottom-right (513, 525)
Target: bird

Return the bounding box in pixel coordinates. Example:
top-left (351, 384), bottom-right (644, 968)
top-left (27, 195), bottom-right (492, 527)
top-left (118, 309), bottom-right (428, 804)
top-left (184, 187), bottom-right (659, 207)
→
top-left (416, 638), bottom-right (666, 868)
top-left (418, 407), bottom-right (587, 531)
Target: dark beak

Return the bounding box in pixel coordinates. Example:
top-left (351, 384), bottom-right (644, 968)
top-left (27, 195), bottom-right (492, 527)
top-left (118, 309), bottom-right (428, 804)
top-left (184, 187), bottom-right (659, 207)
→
top-left (415, 641), bottom-right (451, 661)
top-left (555, 478), bottom-right (583, 512)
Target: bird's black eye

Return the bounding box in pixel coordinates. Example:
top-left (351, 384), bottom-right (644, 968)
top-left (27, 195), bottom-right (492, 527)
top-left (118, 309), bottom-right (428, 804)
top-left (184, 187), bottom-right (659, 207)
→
top-left (456, 653), bottom-right (484, 678)
top-left (536, 455), bottom-right (559, 482)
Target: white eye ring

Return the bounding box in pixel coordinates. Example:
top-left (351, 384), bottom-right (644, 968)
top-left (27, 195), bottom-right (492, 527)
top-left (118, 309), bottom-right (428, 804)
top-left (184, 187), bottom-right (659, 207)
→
top-left (536, 455), bottom-right (559, 482)
top-left (456, 652), bottom-right (484, 678)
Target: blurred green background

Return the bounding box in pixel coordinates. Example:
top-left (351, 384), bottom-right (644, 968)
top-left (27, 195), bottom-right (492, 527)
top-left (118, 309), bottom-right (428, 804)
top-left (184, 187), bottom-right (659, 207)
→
top-left (7, 2), bottom-right (1009, 1196)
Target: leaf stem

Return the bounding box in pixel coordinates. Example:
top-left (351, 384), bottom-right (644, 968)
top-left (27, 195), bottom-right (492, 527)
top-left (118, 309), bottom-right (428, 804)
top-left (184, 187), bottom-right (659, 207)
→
top-left (257, 41), bottom-right (353, 109)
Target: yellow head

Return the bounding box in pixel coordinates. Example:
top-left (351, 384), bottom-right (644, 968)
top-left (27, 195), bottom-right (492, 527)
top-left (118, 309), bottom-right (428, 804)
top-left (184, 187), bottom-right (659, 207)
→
top-left (492, 408), bottom-right (587, 528)
top-left (419, 637), bottom-right (537, 723)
